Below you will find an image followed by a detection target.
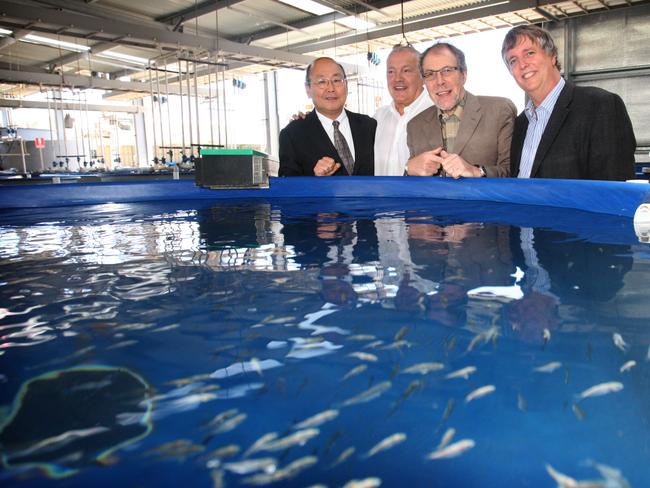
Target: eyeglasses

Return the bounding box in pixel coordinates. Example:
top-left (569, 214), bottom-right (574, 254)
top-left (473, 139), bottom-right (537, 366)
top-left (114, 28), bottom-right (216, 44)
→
top-left (422, 66), bottom-right (459, 80)
top-left (309, 78), bottom-right (346, 89)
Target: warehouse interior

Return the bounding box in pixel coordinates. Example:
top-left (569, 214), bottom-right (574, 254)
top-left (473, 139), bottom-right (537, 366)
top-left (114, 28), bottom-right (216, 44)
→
top-left (1, 0), bottom-right (649, 174)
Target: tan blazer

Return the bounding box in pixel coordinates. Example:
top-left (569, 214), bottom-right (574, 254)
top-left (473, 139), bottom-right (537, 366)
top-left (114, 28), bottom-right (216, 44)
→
top-left (406, 92), bottom-right (516, 177)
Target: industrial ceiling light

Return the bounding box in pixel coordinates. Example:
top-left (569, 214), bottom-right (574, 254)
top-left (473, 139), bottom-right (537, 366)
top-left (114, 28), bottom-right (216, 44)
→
top-left (23, 34), bottom-right (90, 52)
top-left (97, 51), bottom-right (149, 66)
top-left (336, 16), bottom-right (376, 30)
top-left (277, 0), bottom-right (335, 16)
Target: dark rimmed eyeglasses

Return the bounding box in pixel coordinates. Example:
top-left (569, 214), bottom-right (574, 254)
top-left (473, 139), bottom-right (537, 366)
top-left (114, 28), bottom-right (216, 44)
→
top-left (422, 66), bottom-right (459, 80)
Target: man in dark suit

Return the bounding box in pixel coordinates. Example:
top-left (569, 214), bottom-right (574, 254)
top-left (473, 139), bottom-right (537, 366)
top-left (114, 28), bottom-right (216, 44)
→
top-left (279, 57), bottom-right (376, 176)
top-left (502, 24), bottom-right (636, 180)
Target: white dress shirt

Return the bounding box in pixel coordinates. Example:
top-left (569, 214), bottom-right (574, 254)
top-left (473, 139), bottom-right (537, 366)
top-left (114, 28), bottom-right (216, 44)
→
top-left (315, 109), bottom-right (355, 161)
top-left (373, 89), bottom-right (434, 176)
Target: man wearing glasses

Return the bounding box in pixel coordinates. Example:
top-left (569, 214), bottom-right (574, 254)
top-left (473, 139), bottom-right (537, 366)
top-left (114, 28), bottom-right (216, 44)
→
top-left (406, 43), bottom-right (516, 178)
top-left (279, 57), bottom-right (376, 176)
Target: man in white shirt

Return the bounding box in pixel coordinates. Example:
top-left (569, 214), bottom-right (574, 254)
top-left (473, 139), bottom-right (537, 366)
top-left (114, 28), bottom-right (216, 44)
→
top-left (373, 45), bottom-right (433, 176)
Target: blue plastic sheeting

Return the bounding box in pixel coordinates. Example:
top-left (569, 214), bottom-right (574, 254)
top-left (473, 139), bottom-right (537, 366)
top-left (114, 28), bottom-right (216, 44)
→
top-left (1, 176), bottom-right (649, 217)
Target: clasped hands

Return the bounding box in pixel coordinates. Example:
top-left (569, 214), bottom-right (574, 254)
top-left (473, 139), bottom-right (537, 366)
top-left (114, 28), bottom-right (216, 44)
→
top-left (314, 156), bottom-right (341, 176)
top-left (407, 147), bottom-right (482, 178)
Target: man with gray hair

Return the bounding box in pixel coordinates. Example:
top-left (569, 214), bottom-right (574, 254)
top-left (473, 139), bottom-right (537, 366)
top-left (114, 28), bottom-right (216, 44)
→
top-left (406, 42), bottom-right (516, 178)
top-left (501, 24), bottom-right (635, 180)
top-left (373, 44), bottom-right (433, 176)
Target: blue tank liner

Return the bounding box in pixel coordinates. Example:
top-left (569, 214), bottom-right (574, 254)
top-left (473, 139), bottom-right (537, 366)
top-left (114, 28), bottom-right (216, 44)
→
top-left (1, 176), bottom-right (648, 217)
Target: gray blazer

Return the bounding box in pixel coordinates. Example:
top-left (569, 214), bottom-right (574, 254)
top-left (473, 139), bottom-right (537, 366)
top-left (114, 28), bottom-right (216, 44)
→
top-left (406, 92), bottom-right (516, 177)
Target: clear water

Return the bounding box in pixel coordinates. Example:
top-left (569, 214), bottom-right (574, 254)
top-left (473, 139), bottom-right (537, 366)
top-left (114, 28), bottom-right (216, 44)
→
top-left (1, 198), bottom-right (649, 487)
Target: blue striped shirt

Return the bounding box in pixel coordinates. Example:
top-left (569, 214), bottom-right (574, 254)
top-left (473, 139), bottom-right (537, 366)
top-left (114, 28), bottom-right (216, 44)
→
top-left (518, 77), bottom-right (565, 178)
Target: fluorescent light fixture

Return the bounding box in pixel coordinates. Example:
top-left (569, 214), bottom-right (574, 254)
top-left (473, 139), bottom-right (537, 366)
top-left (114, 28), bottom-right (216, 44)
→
top-left (24, 34), bottom-right (90, 52)
top-left (97, 50), bottom-right (149, 66)
top-left (336, 16), bottom-right (376, 30)
top-left (0, 28), bottom-right (13, 36)
top-left (277, 0), bottom-right (334, 16)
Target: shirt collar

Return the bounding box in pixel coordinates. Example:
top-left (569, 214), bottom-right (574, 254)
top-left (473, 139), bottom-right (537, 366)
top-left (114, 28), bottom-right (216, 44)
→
top-left (526, 77), bottom-right (565, 121)
top-left (438, 93), bottom-right (466, 121)
top-left (315, 109), bottom-right (347, 126)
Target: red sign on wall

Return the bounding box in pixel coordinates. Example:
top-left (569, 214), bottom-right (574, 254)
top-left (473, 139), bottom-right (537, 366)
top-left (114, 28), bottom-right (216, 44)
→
top-left (34, 137), bottom-right (45, 149)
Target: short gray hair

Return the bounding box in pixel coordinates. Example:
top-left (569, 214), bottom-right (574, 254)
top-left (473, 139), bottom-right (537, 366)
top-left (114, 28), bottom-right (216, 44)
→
top-left (501, 24), bottom-right (562, 71)
top-left (419, 42), bottom-right (467, 77)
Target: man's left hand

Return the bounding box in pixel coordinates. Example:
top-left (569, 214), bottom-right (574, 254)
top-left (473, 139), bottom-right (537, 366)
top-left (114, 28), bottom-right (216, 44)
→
top-left (440, 151), bottom-right (482, 179)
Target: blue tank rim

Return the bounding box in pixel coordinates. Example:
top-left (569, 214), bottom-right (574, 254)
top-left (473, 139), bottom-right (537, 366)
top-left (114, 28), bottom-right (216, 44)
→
top-left (0, 176), bottom-right (648, 218)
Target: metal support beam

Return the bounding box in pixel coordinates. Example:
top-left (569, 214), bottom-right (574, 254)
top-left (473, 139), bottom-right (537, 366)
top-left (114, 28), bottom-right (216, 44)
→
top-left (0, 68), bottom-right (210, 96)
top-left (0, 28), bottom-right (31, 51)
top-left (45, 41), bottom-right (116, 71)
top-left (0, 98), bottom-right (142, 113)
top-left (156, 0), bottom-right (245, 26)
top-left (0, 1), bottom-right (316, 67)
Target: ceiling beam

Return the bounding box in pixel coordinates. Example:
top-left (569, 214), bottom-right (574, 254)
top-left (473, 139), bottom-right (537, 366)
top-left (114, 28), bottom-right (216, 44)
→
top-left (235, 0), bottom-right (404, 44)
top-left (0, 1), bottom-right (316, 67)
top-left (44, 41), bottom-right (117, 71)
top-left (0, 68), bottom-right (210, 96)
top-left (0, 97), bottom-right (143, 113)
top-left (0, 29), bottom-right (31, 51)
top-left (155, 0), bottom-right (246, 27)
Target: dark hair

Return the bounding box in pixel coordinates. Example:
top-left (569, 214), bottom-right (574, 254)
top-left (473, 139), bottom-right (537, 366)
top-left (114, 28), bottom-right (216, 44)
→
top-left (305, 57), bottom-right (347, 85)
top-left (419, 42), bottom-right (467, 77)
top-left (501, 24), bottom-right (562, 71)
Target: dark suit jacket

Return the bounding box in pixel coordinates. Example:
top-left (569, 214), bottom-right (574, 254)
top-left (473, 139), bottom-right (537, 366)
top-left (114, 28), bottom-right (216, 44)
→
top-left (511, 82), bottom-right (636, 180)
top-left (279, 109), bottom-right (376, 176)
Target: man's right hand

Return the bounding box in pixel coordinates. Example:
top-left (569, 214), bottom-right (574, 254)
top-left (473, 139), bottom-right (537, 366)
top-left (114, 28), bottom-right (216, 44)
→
top-left (314, 156), bottom-right (341, 176)
top-left (291, 111), bottom-right (308, 121)
top-left (406, 148), bottom-right (444, 176)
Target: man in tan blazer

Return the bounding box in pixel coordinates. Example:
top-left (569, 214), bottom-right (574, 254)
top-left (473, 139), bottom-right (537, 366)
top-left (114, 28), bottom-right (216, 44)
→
top-left (406, 43), bottom-right (516, 178)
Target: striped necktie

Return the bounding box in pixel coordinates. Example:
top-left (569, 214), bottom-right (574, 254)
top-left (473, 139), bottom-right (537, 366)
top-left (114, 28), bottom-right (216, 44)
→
top-left (332, 120), bottom-right (355, 175)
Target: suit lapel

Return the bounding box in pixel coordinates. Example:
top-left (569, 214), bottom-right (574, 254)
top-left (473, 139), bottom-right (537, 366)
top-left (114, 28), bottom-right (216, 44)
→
top-left (307, 110), bottom-right (338, 158)
top-left (423, 107), bottom-right (443, 148)
top-left (453, 93), bottom-right (481, 155)
top-left (530, 83), bottom-right (572, 177)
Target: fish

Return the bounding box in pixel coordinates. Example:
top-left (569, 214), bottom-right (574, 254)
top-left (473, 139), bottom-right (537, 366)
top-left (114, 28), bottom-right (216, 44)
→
top-left (258, 428), bottom-right (320, 452)
top-left (401, 362), bottom-right (444, 375)
top-left (517, 393), bottom-right (528, 412)
top-left (590, 461), bottom-right (631, 488)
top-left (338, 381), bottom-right (392, 407)
top-left (347, 334), bottom-right (376, 341)
top-left (441, 398), bottom-right (455, 422)
top-left (146, 439), bottom-right (205, 461)
top-left (437, 428), bottom-right (455, 450)
top-left (243, 432), bottom-right (278, 457)
top-left (465, 385), bottom-right (496, 403)
top-left (294, 409), bottom-right (339, 429)
top-left (380, 340), bottom-right (412, 350)
top-left (428, 439), bottom-right (475, 460)
top-left (166, 373), bottom-right (213, 387)
top-left (543, 328), bottom-right (551, 345)
top-left (445, 366), bottom-right (476, 380)
top-left (534, 361), bottom-right (562, 373)
top-left (577, 381), bottom-right (624, 400)
top-left (342, 478), bottom-right (382, 488)
top-left (240, 456), bottom-right (317, 485)
top-left (348, 352), bottom-right (378, 362)
top-left (364, 340), bottom-right (385, 349)
top-left (619, 360), bottom-right (636, 373)
top-left (206, 444), bottom-right (240, 459)
top-left (467, 326), bottom-right (500, 352)
top-left (223, 457), bottom-right (277, 475)
top-left (394, 326), bottom-right (409, 341)
top-left (612, 333), bottom-right (629, 353)
top-left (444, 335), bottom-right (458, 354)
top-left (211, 469), bottom-right (225, 488)
top-left (364, 433), bottom-right (407, 458)
top-left (544, 464), bottom-right (603, 488)
top-left (341, 364), bottom-right (368, 381)
top-left (330, 446), bottom-right (355, 467)
top-left (208, 412), bottom-right (247, 434)
top-left (572, 403), bottom-right (586, 421)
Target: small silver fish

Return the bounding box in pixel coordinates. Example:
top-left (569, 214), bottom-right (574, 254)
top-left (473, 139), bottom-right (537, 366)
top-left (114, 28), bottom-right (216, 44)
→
top-left (401, 362), bottom-right (444, 375)
top-left (467, 326), bottom-right (500, 352)
top-left (243, 432), bottom-right (278, 457)
top-left (342, 477), bottom-right (382, 488)
top-left (341, 364), bottom-right (368, 381)
top-left (394, 326), bottom-right (409, 341)
top-left (445, 366), bottom-right (476, 380)
top-left (331, 446), bottom-right (355, 467)
top-left (545, 464), bottom-right (602, 488)
top-left (572, 403), bottom-right (586, 421)
top-left (543, 328), bottom-right (551, 344)
top-left (260, 428), bottom-right (320, 452)
top-left (578, 381), bottom-right (624, 400)
top-left (428, 439), bottom-right (475, 460)
top-left (517, 393), bottom-right (528, 412)
top-left (612, 333), bottom-right (629, 353)
top-left (348, 352), bottom-right (378, 362)
top-left (380, 340), bottom-right (412, 350)
top-left (364, 340), bottom-right (385, 349)
top-left (364, 433), bottom-right (406, 458)
top-left (223, 458), bottom-right (277, 475)
top-left (619, 360), bottom-right (636, 373)
top-left (294, 409), bottom-right (339, 429)
top-left (437, 428), bottom-right (456, 450)
top-left (338, 381), bottom-right (391, 407)
top-left (465, 385), bottom-right (496, 403)
top-left (534, 361), bottom-right (562, 373)
top-left (347, 334), bottom-right (376, 341)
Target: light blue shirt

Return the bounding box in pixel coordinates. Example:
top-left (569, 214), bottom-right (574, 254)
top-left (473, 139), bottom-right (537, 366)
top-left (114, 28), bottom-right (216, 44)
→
top-left (518, 77), bottom-right (565, 178)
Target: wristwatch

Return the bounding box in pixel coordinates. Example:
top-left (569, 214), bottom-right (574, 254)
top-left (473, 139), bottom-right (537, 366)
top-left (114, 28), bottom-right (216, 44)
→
top-left (477, 165), bottom-right (487, 178)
